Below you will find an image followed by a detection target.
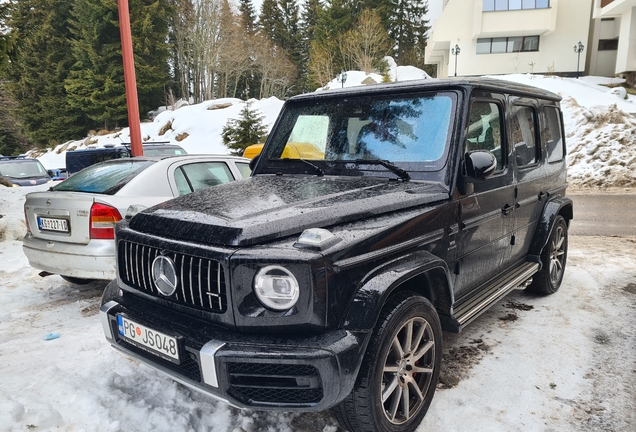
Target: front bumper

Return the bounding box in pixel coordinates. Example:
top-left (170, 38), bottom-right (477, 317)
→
top-left (100, 296), bottom-right (365, 411)
top-left (22, 233), bottom-right (116, 280)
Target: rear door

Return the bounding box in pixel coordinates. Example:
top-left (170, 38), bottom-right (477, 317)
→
top-left (510, 102), bottom-right (568, 263)
top-left (509, 98), bottom-right (543, 264)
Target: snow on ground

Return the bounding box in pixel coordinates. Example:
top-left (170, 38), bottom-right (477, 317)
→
top-left (1, 187), bottom-right (635, 431)
top-left (30, 69), bottom-right (636, 190)
top-left (4, 67), bottom-right (636, 430)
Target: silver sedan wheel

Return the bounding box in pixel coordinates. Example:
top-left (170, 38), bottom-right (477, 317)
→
top-left (549, 224), bottom-right (566, 285)
top-left (381, 317), bottom-right (436, 425)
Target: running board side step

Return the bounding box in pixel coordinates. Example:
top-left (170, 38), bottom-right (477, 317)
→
top-left (453, 262), bottom-right (539, 329)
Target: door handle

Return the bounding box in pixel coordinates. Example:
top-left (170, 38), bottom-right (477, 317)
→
top-left (502, 204), bottom-right (513, 216)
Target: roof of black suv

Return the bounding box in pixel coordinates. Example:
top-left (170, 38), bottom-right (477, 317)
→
top-left (292, 77), bottom-right (561, 102)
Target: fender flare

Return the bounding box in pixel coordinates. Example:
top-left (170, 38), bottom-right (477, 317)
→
top-left (341, 250), bottom-right (453, 332)
top-left (528, 195), bottom-right (573, 257)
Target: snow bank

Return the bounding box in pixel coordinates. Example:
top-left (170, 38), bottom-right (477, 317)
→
top-left (494, 74), bottom-right (636, 189)
top-left (320, 56), bottom-right (432, 90)
top-left (32, 97), bottom-right (285, 169)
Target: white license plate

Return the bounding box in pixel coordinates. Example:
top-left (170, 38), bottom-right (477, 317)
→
top-left (38, 217), bottom-right (69, 232)
top-left (117, 315), bottom-right (180, 362)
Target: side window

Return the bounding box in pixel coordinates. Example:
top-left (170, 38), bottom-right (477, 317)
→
top-left (174, 167), bottom-right (192, 195)
top-left (511, 105), bottom-right (538, 167)
top-left (544, 107), bottom-right (564, 162)
top-left (235, 162), bottom-right (252, 178)
top-left (465, 101), bottom-right (505, 171)
top-left (175, 162), bottom-right (235, 195)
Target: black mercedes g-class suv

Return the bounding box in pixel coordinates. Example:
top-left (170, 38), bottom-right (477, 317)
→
top-left (101, 77), bottom-right (572, 432)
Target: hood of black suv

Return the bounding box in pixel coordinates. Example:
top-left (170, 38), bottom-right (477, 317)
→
top-left (129, 175), bottom-right (450, 247)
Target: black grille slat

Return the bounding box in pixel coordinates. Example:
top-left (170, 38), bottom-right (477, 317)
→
top-left (207, 261), bottom-right (214, 309)
top-left (188, 256), bottom-right (194, 304)
top-left (133, 244), bottom-right (140, 288)
top-left (118, 240), bottom-right (226, 313)
top-left (178, 253), bottom-right (186, 302)
top-left (197, 258), bottom-right (203, 307)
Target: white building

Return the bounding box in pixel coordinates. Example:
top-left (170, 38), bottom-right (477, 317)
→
top-left (426, 0), bottom-right (594, 77)
top-left (590, 0), bottom-right (636, 79)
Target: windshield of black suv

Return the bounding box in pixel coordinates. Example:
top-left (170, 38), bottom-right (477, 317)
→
top-left (53, 159), bottom-right (154, 194)
top-left (260, 91), bottom-right (458, 180)
top-left (0, 159), bottom-right (48, 179)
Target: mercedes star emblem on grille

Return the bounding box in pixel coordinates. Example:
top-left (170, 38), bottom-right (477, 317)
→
top-left (152, 255), bottom-right (178, 296)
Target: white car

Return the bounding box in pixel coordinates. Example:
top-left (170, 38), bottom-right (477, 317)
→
top-left (23, 154), bottom-right (251, 283)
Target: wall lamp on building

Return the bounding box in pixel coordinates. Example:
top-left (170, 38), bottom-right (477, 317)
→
top-left (451, 44), bottom-right (461, 77)
top-left (574, 41), bottom-right (584, 79)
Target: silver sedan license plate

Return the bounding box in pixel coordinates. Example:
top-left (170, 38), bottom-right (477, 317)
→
top-left (117, 315), bottom-right (180, 362)
top-left (38, 217), bottom-right (68, 232)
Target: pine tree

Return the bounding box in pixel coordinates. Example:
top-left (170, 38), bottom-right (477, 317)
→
top-left (300, 0), bottom-right (322, 58)
top-left (299, 0), bottom-right (323, 90)
top-left (65, 0), bottom-right (170, 131)
top-left (0, 83), bottom-right (30, 155)
top-left (222, 101), bottom-right (268, 156)
top-left (5, 0), bottom-right (87, 145)
top-left (239, 0), bottom-right (257, 35)
top-left (129, 0), bottom-right (172, 114)
top-left (0, 3), bottom-right (13, 71)
top-left (65, 0), bottom-right (128, 130)
top-left (259, 0), bottom-right (282, 43)
top-left (258, 0), bottom-right (301, 95)
top-left (236, 0), bottom-right (260, 100)
top-left (311, 0), bottom-right (356, 72)
top-left (276, 0), bottom-right (303, 93)
top-left (388, 0), bottom-right (430, 67)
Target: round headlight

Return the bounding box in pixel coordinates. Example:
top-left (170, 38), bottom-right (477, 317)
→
top-left (253, 265), bottom-right (299, 311)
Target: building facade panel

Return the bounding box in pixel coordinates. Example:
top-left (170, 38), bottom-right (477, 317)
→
top-left (426, 0), bottom-right (593, 77)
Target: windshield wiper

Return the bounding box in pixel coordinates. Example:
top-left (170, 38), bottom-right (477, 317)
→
top-left (351, 159), bottom-right (411, 182)
top-left (282, 158), bottom-right (324, 177)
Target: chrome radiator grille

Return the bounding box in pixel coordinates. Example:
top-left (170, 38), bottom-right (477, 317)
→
top-left (118, 240), bottom-right (227, 313)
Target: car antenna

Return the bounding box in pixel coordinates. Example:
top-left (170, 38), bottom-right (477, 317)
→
top-left (118, 136), bottom-right (132, 156)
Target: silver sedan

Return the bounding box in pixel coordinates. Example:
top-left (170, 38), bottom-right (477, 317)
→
top-left (23, 154), bottom-right (251, 283)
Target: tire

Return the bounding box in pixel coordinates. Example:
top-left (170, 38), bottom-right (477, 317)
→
top-left (526, 215), bottom-right (568, 295)
top-left (61, 275), bottom-right (94, 285)
top-left (331, 292), bottom-right (442, 432)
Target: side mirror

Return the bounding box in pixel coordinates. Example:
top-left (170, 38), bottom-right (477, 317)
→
top-left (465, 150), bottom-right (497, 180)
top-left (458, 150), bottom-right (497, 195)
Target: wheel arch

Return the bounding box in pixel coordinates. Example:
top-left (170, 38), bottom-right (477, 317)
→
top-left (341, 250), bottom-right (455, 333)
top-left (528, 195), bottom-right (573, 258)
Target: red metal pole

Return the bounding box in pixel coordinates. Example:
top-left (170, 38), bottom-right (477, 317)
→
top-left (118, 0), bottom-right (143, 156)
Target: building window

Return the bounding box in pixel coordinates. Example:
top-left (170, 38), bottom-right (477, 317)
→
top-left (598, 39), bottom-right (618, 51)
top-left (483, 0), bottom-right (549, 11)
top-left (476, 36), bottom-right (540, 54)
